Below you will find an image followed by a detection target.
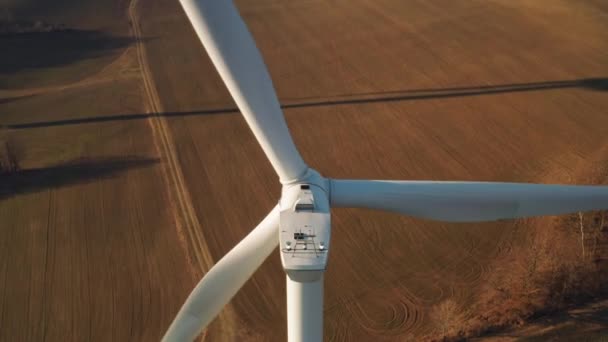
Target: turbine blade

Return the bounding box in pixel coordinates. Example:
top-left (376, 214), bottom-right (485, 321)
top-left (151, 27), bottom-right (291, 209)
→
top-left (162, 206), bottom-right (280, 342)
top-left (178, 0), bottom-right (308, 183)
top-left (330, 180), bottom-right (608, 222)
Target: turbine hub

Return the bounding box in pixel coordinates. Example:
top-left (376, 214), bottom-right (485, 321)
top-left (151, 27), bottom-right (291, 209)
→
top-left (279, 169), bottom-right (331, 282)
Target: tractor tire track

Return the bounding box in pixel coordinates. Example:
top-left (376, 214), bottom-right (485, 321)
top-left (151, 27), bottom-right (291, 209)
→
top-left (127, 0), bottom-right (236, 339)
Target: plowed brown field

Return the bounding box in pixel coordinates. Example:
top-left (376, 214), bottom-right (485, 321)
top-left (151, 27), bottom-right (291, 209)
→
top-left (0, 1), bottom-right (195, 341)
top-left (1, 0), bottom-right (608, 341)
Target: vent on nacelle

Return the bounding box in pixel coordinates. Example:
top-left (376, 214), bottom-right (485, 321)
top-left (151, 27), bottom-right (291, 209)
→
top-left (295, 202), bottom-right (314, 211)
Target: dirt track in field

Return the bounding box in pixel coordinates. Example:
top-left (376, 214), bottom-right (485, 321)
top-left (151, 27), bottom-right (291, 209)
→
top-left (128, 0), bottom-right (238, 337)
top-left (1, 0), bottom-right (608, 341)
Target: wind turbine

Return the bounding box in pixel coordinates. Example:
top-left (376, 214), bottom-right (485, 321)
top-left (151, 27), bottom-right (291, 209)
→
top-left (164, 1), bottom-right (608, 341)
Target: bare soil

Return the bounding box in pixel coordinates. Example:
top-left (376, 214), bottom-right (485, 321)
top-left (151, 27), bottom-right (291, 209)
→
top-left (1, 0), bottom-right (608, 341)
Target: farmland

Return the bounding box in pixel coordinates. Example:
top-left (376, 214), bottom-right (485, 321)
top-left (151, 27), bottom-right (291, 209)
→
top-left (0, 1), bottom-right (194, 341)
top-left (1, 0), bottom-right (608, 341)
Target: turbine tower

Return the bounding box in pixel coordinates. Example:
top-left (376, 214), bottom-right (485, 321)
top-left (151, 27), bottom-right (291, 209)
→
top-left (163, 1), bottom-right (608, 341)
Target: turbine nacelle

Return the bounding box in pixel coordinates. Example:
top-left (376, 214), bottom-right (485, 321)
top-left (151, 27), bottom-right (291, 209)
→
top-left (279, 169), bottom-right (331, 282)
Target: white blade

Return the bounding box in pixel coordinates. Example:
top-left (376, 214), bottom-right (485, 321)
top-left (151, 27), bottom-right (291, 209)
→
top-left (163, 206), bottom-right (280, 342)
top-left (330, 180), bottom-right (608, 222)
top-left (179, 0), bottom-right (308, 183)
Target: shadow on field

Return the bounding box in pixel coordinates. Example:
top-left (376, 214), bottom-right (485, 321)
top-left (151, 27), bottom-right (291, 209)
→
top-left (282, 77), bottom-right (608, 109)
top-left (0, 95), bottom-right (34, 105)
top-left (0, 156), bottom-right (158, 199)
top-left (0, 29), bottom-right (135, 75)
top-left (2, 77), bottom-right (607, 129)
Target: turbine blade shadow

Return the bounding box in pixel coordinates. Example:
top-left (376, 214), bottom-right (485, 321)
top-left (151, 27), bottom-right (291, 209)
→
top-left (2, 77), bottom-right (606, 129)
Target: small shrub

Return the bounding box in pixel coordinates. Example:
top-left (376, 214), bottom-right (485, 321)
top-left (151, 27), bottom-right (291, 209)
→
top-left (0, 133), bottom-right (20, 174)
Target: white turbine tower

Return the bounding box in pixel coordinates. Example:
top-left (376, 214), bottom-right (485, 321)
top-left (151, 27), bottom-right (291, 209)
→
top-left (164, 1), bottom-right (608, 341)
